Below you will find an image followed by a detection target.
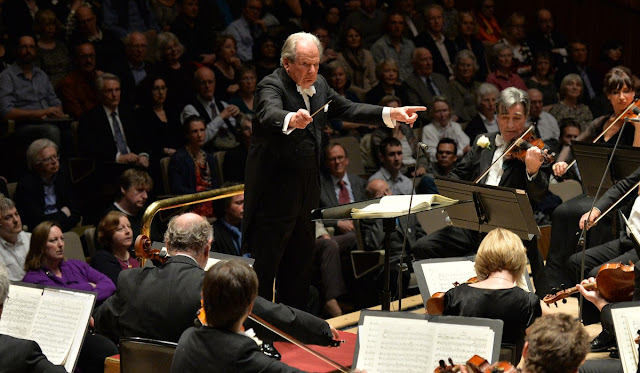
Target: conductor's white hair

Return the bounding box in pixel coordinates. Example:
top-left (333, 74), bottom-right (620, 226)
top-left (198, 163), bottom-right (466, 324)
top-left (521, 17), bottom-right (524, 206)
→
top-left (280, 32), bottom-right (323, 66)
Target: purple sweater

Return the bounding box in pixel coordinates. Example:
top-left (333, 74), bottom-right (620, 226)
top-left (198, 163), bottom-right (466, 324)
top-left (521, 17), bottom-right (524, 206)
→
top-left (22, 259), bottom-right (116, 302)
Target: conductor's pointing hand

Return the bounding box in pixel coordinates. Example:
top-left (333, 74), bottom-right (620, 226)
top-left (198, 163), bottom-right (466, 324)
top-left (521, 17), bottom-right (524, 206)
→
top-left (390, 106), bottom-right (427, 126)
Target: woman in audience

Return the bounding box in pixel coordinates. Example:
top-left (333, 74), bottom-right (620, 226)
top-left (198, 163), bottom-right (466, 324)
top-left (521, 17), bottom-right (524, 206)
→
top-left (212, 34), bottom-right (242, 102)
top-left (486, 43), bottom-right (527, 91)
top-left (498, 12), bottom-right (533, 78)
top-left (443, 228), bottom-right (544, 364)
top-left (169, 116), bottom-right (218, 217)
top-left (23, 221), bottom-right (115, 300)
top-left (135, 75), bottom-right (183, 162)
top-left (152, 31), bottom-right (193, 112)
top-left (475, 0), bottom-right (501, 44)
top-left (22, 221), bottom-right (118, 372)
top-left (548, 74), bottom-right (593, 131)
top-left (228, 65), bottom-right (257, 114)
top-left (253, 35), bottom-right (279, 81)
top-left (596, 39), bottom-right (624, 84)
top-left (453, 11), bottom-right (488, 80)
top-left (336, 26), bottom-right (377, 101)
top-left (365, 59), bottom-right (406, 105)
top-left (91, 211), bottom-right (139, 286)
top-left (421, 96), bottom-right (469, 163)
top-left (326, 60), bottom-right (372, 135)
top-left (449, 50), bottom-right (482, 125)
top-left (34, 9), bottom-right (71, 87)
top-left (465, 82), bottom-right (500, 141)
top-left (525, 51), bottom-right (558, 109)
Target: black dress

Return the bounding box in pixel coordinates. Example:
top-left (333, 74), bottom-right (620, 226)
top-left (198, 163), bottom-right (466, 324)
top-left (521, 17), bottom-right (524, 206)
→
top-left (443, 283), bottom-right (542, 362)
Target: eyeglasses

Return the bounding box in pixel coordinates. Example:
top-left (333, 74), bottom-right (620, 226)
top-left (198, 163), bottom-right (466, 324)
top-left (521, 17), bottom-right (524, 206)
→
top-left (39, 155), bottom-right (59, 164)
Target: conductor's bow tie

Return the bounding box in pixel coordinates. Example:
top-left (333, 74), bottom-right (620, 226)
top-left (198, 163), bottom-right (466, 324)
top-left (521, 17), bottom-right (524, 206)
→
top-left (297, 85), bottom-right (316, 97)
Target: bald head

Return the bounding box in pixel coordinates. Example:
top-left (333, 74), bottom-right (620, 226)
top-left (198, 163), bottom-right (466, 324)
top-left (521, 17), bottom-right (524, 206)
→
top-left (195, 67), bottom-right (216, 100)
top-left (536, 9), bottom-right (553, 34)
top-left (164, 213), bottom-right (213, 268)
top-left (366, 179), bottom-right (392, 198)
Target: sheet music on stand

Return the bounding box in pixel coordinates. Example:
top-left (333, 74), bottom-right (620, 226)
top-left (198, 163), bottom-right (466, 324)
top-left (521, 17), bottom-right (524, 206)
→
top-left (0, 282), bottom-right (96, 372)
top-left (352, 310), bottom-right (503, 373)
top-left (412, 257), bottom-right (534, 308)
top-left (610, 302), bottom-right (640, 373)
top-left (149, 241), bottom-right (255, 270)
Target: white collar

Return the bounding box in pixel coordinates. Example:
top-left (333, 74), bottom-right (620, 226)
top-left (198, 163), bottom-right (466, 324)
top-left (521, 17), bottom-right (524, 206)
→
top-left (297, 85), bottom-right (316, 97)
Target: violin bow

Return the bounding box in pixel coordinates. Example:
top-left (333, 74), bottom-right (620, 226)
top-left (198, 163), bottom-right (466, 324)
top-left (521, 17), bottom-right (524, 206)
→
top-left (593, 100), bottom-right (637, 143)
top-left (473, 126), bottom-right (534, 184)
top-left (593, 179), bottom-right (640, 226)
top-left (248, 313), bottom-right (351, 373)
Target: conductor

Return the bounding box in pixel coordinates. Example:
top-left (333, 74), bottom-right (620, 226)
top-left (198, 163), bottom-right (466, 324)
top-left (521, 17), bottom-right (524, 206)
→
top-left (242, 32), bottom-right (425, 309)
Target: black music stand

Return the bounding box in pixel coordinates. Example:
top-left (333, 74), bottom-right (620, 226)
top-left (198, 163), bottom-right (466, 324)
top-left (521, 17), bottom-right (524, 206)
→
top-left (312, 197), bottom-right (463, 311)
top-left (434, 178), bottom-right (540, 240)
top-left (572, 141), bottom-right (640, 197)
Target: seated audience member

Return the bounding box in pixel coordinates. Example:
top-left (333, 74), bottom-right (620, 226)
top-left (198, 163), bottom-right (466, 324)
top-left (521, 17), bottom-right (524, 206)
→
top-left (94, 213), bottom-right (339, 346)
top-left (422, 96), bottom-right (470, 163)
top-left (228, 65), bottom-right (257, 114)
top-left (449, 50), bottom-right (482, 125)
top-left (454, 11), bottom-right (489, 81)
top-left (211, 188), bottom-right (244, 256)
top-left (336, 26), bottom-right (377, 101)
top-left (540, 67), bottom-right (640, 296)
top-left (527, 9), bottom-right (568, 66)
top-left (134, 76), bottom-right (183, 167)
top-left (91, 211), bottom-right (139, 286)
top-left (169, 116), bottom-right (219, 216)
top-left (365, 59), bottom-right (406, 106)
top-left (555, 119), bottom-right (581, 156)
top-left (151, 32), bottom-right (194, 112)
top-left (0, 196), bottom-right (30, 281)
top-left (106, 168), bottom-right (153, 239)
top-left (368, 137), bottom-right (413, 195)
top-left (0, 35), bottom-right (64, 147)
top-left (170, 0), bottom-right (215, 65)
top-left (56, 42), bottom-right (100, 119)
top-left (413, 88), bottom-right (549, 290)
top-left (212, 35), bottom-right (242, 102)
top-left (525, 52), bottom-right (558, 108)
top-left (107, 31), bottom-right (153, 111)
top-left (222, 114), bottom-right (252, 183)
top-left (79, 73), bottom-right (149, 169)
top-left (23, 221), bottom-right (116, 302)
top-left (403, 47), bottom-right (454, 126)
top-left (497, 12), bottom-right (533, 78)
top-left (253, 35), bottom-right (279, 82)
top-left (173, 259), bottom-right (328, 372)
top-left (33, 10), bottom-right (72, 88)
top-left (486, 43), bottom-right (527, 92)
top-left (343, 0), bottom-right (386, 49)
top-left (465, 83), bottom-right (500, 141)
top-left (443, 228), bottom-right (544, 363)
top-left (102, 0), bottom-right (160, 39)
top-left (15, 139), bottom-right (81, 232)
top-left (181, 66), bottom-right (240, 151)
top-left (427, 138), bottom-right (458, 178)
top-left (475, 0), bottom-right (501, 44)
top-left (555, 40), bottom-right (600, 105)
top-left (548, 74), bottom-right (593, 131)
top-left (0, 262), bottom-right (67, 372)
top-left (70, 6), bottom-right (124, 72)
top-left (526, 88), bottom-right (560, 148)
top-left (224, 0), bottom-right (264, 63)
top-left (370, 11), bottom-right (416, 82)
top-left (325, 60), bottom-right (373, 134)
top-left (415, 4), bottom-right (456, 80)
top-left (371, 96), bottom-right (428, 176)
top-left (595, 40), bottom-right (624, 85)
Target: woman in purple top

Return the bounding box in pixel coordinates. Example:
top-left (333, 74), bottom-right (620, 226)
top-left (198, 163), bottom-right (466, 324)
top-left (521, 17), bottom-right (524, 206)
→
top-left (22, 221), bottom-right (116, 302)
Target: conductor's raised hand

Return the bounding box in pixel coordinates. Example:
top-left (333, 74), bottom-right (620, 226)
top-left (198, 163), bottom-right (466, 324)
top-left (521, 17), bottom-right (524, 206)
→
top-left (290, 109), bottom-right (313, 129)
top-left (390, 106), bottom-right (427, 126)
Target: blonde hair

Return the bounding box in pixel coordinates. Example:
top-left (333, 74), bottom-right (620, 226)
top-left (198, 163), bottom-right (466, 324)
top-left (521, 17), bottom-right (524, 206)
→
top-left (474, 228), bottom-right (527, 286)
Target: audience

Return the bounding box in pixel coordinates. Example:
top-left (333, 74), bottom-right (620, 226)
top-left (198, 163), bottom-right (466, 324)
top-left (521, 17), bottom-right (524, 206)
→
top-left (169, 0), bottom-right (215, 65)
top-left (368, 137), bottom-right (413, 195)
top-left (549, 74), bottom-right (594, 131)
top-left (453, 11), bottom-right (489, 80)
top-left (102, 0), bottom-right (160, 39)
top-left (0, 195), bottom-right (30, 281)
top-left (151, 31), bottom-right (193, 112)
top-left (527, 9), bottom-right (568, 67)
top-left (108, 31), bottom-right (152, 111)
top-left (365, 59), bottom-right (406, 106)
top-left (428, 138), bottom-right (459, 177)
top-left (486, 43), bottom-right (527, 91)
top-left (498, 12), bottom-right (533, 78)
top-left (34, 10), bottom-right (72, 87)
top-left (106, 168), bottom-right (154, 240)
top-left (555, 40), bottom-right (600, 105)
top-left (225, 0), bottom-right (265, 62)
top-left (416, 4), bottom-right (456, 80)
top-left (228, 64), bottom-right (257, 114)
top-left (370, 11), bottom-right (415, 82)
top-left (526, 88), bottom-right (560, 146)
top-left (91, 211), bottom-right (139, 285)
top-left (336, 26), bottom-right (377, 101)
top-left (421, 96), bottom-right (469, 162)
top-left (525, 51), bottom-right (558, 109)
top-left (211, 187), bottom-right (244, 256)
top-left (222, 114), bottom-right (252, 183)
top-left (475, 0), bottom-right (501, 44)
top-left (343, 0), bottom-right (386, 49)
top-left (56, 42), bottom-right (100, 119)
top-left (212, 35), bottom-right (242, 102)
top-left (465, 82), bottom-right (500, 141)
top-left (449, 50), bottom-right (482, 125)
top-left (70, 6), bottom-right (123, 72)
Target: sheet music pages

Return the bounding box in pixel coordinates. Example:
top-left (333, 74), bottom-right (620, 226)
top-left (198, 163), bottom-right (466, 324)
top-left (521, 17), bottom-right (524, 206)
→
top-left (351, 195), bottom-right (457, 218)
top-left (58, 290), bottom-right (94, 372)
top-left (0, 284), bottom-right (43, 337)
top-left (611, 306), bottom-right (640, 373)
top-left (205, 257), bottom-right (222, 271)
top-left (355, 315), bottom-right (494, 373)
top-left (420, 260), bottom-right (531, 296)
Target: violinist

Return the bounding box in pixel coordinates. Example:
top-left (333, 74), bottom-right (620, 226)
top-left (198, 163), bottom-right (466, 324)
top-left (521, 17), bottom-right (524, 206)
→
top-left (443, 228), bottom-right (545, 364)
top-left (539, 67), bottom-right (639, 296)
top-left (414, 87), bottom-right (550, 288)
top-left (94, 213), bottom-right (340, 349)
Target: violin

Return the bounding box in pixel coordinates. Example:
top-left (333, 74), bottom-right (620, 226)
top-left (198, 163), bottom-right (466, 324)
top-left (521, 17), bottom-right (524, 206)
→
top-left (426, 277), bottom-right (477, 315)
top-left (593, 99), bottom-right (640, 143)
top-left (434, 355), bottom-right (519, 373)
top-left (543, 261), bottom-right (635, 305)
top-left (504, 131), bottom-right (555, 164)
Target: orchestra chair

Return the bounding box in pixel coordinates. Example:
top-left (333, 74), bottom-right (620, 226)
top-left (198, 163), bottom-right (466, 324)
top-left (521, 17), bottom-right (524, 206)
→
top-left (6, 182), bottom-right (16, 200)
top-left (83, 226), bottom-right (97, 258)
top-left (63, 231), bottom-right (87, 262)
top-left (119, 337), bottom-right (177, 373)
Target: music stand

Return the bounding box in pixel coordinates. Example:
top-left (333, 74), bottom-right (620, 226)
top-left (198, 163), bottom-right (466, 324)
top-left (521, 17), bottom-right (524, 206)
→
top-left (312, 197), bottom-right (464, 311)
top-left (434, 178), bottom-right (540, 240)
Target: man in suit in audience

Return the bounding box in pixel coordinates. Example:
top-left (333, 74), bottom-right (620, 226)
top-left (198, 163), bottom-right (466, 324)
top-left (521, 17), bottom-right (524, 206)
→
top-left (71, 6), bottom-right (124, 72)
top-left (94, 212), bottom-right (339, 346)
top-left (57, 43), bottom-right (100, 120)
top-left (415, 4), bottom-right (457, 80)
top-left (106, 32), bottom-right (153, 111)
top-left (0, 262), bottom-right (66, 372)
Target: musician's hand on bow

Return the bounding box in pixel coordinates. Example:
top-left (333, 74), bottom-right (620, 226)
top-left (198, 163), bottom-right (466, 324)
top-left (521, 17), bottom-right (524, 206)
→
top-left (577, 277), bottom-right (608, 310)
top-left (290, 109), bottom-right (313, 129)
top-left (390, 106), bottom-right (426, 126)
top-left (552, 161), bottom-right (568, 177)
top-left (524, 146), bottom-right (544, 175)
top-left (579, 208), bottom-right (601, 230)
